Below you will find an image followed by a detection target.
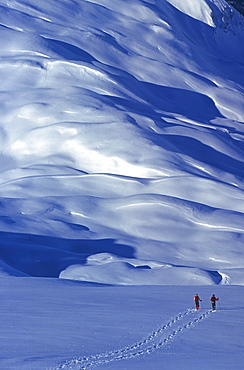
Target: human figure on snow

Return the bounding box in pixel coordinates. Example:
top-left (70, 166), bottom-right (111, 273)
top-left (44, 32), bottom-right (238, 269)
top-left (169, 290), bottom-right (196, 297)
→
top-left (194, 294), bottom-right (202, 310)
top-left (210, 294), bottom-right (219, 311)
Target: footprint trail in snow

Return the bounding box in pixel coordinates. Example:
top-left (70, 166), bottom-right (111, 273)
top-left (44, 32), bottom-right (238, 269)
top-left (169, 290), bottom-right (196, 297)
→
top-left (54, 308), bottom-right (212, 369)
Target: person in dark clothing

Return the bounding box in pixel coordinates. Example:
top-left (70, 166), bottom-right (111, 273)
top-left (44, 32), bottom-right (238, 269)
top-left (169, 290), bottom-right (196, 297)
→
top-left (210, 294), bottom-right (219, 310)
top-left (194, 294), bottom-right (202, 310)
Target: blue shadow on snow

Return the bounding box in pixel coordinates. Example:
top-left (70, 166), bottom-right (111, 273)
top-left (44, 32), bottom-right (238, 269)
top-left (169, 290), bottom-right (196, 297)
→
top-left (0, 232), bottom-right (135, 278)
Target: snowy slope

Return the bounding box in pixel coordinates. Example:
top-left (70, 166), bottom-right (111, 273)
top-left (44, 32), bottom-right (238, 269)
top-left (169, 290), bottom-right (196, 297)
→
top-left (0, 1), bottom-right (244, 370)
top-left (0, 0), bottom-right (244, 286)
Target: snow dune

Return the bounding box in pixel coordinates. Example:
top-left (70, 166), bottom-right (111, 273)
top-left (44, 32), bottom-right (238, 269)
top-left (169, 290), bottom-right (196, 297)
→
top-left (0, 0), bottom-right (244, 286)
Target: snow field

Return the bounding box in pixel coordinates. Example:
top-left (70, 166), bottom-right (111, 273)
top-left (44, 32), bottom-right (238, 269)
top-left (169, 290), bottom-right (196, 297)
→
top-left (1, 278), bottom-right (243, 370)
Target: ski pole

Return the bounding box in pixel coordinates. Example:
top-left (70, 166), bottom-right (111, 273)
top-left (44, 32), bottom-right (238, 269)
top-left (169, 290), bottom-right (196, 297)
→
top-left (218, 299), bottom-right (221, 310)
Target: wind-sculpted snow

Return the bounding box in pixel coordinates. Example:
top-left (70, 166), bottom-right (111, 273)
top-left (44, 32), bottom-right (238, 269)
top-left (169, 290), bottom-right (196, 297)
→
top-left (0, 0), bottom-right (243, 284)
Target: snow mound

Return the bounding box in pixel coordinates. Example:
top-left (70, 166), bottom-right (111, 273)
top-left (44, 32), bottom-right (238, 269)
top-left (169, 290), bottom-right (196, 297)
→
top-left (59, 253), bottom-right (222, 285)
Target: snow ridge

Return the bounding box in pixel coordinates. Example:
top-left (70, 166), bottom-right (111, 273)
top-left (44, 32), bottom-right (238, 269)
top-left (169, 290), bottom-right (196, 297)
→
top-left (54, 308), bottom-right (212, 370)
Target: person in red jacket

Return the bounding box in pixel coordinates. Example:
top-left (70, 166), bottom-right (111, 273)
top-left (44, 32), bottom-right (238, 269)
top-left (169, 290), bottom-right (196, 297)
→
top-left (210, 294), bottom-right (219, 311)
top-left (194, 294), bottom-right (202, 310)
